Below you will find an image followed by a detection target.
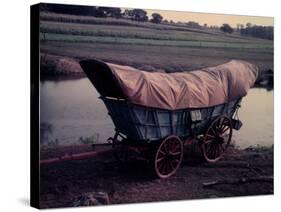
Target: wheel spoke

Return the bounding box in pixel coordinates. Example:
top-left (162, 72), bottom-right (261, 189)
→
top-left (214, 145), bottom-right (220, 158)
top-left (156, 156), bottom-right (165, 163)
top-left (159, 149), bottom-right (166, 156)
top-left (164, 161), bottom-right (170, 175)
top-left (208, 146), bottom-right (213, 159)
top-left (159, 160), bottom-right (166, 175)
top-left (206, 144), bottom-right (214, 157)
top-left (216, 145), bottom-right (221, 157)
top-left (211, 145), bottom-right (217, 159)
top-left (171, 159), bottom-right (179, 171)
top-left (210, 143), bottom-right (219, 159)
top-left (211, 127), bottom-right (216, 135)
top-left (206, 134), bottom-right (216, 139)
top-left (204, 138), bottom-right (214, 145)
top-left (221, 125), bottom-right (230, 134)
top-left (218, 118), bottom-right (224, 129)
top-left (209, 146), bottom-right (214, 159)
top-left (170, 160), bottom-right (177, 170)
top-left (163, 142), bottom-right (169, 154)
top-left (158, 160), bottom-right (165, 173)
top-left (206, 143), bottom-right (212, 155)
top-left (217, 120), bottom-right (229, 133)
top-left (167, 160), bottom-right (174, 173)
top-left (222, 119), bottom-right (229, 128)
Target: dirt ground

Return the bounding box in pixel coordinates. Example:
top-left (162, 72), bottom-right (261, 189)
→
top-left (39, 143), bottom-right (273, 209)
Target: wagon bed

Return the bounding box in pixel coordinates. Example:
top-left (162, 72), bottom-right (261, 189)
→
top-left (102, 96), bottom-right (240, 141)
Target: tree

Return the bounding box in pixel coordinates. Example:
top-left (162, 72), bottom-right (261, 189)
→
top-left (246, 23), bottom-right (252, 28)
top-left (220, 24), bottom-right (234, 33)
top-left (124, 9), bottom-right (148, 22)
top-left (93, 7), bottom-right (107, 17)
top-left (186, 21), bottom-right (201, 28)
top-left (236, 24), bottom-right (245, 32)
top-left (240, 25), bottom-right (273, 40)
top-left (98, 7), bottom-right (122, 18)
top-left (237, 24), bottom-right (240, 31)
top-left (94, 7), bottom-right (122, 18)
top-left (150, 13), bottom-right (163, 24)
top-left (109, 8), bottom-right (122, 18)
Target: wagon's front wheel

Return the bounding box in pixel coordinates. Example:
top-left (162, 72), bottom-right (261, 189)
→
top-left (201, 116), bottom-right (233, 163)
top-left (154, 135), bottom-right (184, 179)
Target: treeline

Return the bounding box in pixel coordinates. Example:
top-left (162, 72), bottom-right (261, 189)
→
top-left (240, 25), bottom-right (273, 40)
top-left (40, 3), bottom-right (163, 24)
top-left (40, 3), bottom-right (273, 40)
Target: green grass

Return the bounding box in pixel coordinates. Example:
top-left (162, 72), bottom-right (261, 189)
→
top-left (40, 20), bottom-right (271, 44)
top-left (41, 32), bottom-right (273, 50)
top-left (40, 12), bottom-right (217, 34)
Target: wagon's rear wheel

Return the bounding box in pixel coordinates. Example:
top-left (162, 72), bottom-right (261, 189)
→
top-left (201, 116), bottom-right (233, 163)
top-left (154, 135), bottom-right (184, 179)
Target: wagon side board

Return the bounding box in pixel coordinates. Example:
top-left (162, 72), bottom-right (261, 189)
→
top-left (101, 97), bottom-right (241, 142)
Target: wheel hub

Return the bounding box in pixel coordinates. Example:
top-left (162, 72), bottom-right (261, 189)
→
top-left (215, 136), bottom-right (224, 144)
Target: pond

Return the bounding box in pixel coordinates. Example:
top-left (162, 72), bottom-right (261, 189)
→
top-left (40, 78), bottom-right (273, 149)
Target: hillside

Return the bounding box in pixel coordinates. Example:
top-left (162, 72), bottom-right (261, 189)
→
top-left (40, 12), bottom-right (273, 75)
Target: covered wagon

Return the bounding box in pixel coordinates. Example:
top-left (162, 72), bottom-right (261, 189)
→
top-left (80, 59), bottom-right (258, 178)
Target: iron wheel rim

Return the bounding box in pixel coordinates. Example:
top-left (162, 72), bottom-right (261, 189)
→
top-left (154, 135), bottom-right (184, 178)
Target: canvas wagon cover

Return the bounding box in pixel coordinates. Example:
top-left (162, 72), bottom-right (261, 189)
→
top-left (80, 59), bottom-right (258, 110)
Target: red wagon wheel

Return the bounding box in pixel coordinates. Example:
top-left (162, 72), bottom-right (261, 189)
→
top-left (201, 116), bottom-right (233, 163)
top-left (154, 135), bottom-right (184, 179)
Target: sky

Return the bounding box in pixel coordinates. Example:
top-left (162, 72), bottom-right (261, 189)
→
top-left (145, 9), bottom-right (273, 27)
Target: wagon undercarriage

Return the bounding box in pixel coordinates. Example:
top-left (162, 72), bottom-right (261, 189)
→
top-left (108, 113), bottom-right (236, 179)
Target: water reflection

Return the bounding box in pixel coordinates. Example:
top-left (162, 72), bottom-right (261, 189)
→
top-left (40, 78), bottom-right (273, 149)
top-left (233, 88), bottom-right (273, 148)
top-left (40, 78), bottom-right (114, 146)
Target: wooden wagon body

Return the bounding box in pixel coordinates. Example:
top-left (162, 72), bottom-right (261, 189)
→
top-left (102, 96), bottom-right (241, 142)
